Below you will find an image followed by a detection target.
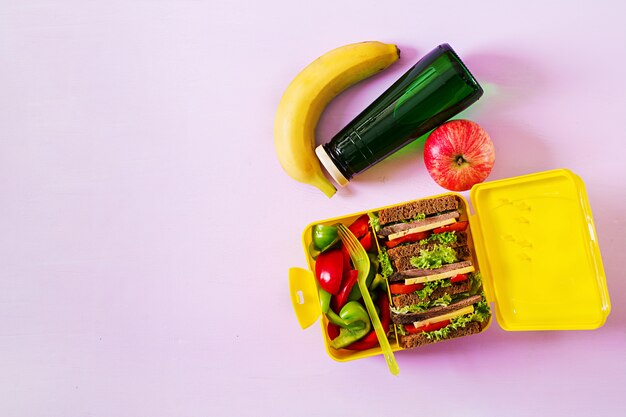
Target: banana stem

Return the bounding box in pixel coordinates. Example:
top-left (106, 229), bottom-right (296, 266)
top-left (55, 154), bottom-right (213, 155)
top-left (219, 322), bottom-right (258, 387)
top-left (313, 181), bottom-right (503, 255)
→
top-left (312, 175), bottom-right (337, 198)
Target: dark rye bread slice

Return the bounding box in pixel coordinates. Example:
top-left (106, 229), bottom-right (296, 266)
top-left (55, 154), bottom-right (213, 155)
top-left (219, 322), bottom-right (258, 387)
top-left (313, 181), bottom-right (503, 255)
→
top-left (389, 260), bottom-right (473, 282)
top-left (392, 245), bottom-right (471, 273)
top-left (379, 211), bottom-right (460, 237)
top-left (387, 230), bottom-right (468, 259)
top-left (391, 279), bottom-right (472, 309)
top-left (378, 195), bottom-right (460, 226)
top-left (398, 321), bottom-right (482, 349)
top-left (391, 294), bottom-right (483, 324)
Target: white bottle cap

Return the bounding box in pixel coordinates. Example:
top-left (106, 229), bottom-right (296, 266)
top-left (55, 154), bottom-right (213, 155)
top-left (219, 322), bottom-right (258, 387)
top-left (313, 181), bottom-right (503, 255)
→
top-left (315, 144), bottom-right (349, 187)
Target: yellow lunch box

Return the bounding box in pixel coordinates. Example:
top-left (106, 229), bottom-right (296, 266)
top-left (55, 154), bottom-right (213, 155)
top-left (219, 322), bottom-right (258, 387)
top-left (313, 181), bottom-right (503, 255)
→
top-left (288, 169), bottom-right (611, 362)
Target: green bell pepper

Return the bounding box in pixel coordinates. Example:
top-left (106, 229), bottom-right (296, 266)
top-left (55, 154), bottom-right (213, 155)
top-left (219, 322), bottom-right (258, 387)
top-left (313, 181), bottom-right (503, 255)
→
top-left (347, 253), bottom-right (378, 302)
top-left (312, 224), bottom-right (340, 252)
top-left (320, 288), bottom-right (355, 328)
top-left (308, 241), bottom-right (321, 259)
top-left (369, 273), bottom-right (386, 292)
top-left (329, 301), bottom-right (371, 349)
top-left (321, 289), bottom-right (358, 331)
top-left (319, 288), bottom-right (332, 315)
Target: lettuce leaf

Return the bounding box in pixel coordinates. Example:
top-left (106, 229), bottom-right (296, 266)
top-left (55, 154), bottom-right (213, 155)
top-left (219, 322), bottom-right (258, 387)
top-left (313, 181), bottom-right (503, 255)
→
top-left (419, 231), bottom-right (457, 246)
top-left (378, 248), bottom-right (394, 278)
top-left (424, 314), bottom-right (474, 341)
top-left (413, 278), bottom-right (451, 300)
top-left (396, 324), bottom-right (408, 336)
top-left (410, 245), bottom-right (458, 269)
top-left (471, 298), bottom-right (491, 322)
top-left (367, 212), bottom-right (381, 232)
top-left (402, 213), bottom-right (426, 223)
top-left (390, 294), bottom-right (452, 314)
top-left (431, 293), bottom-right (452, 307)
top-left (469, 271), bottom-right (483, 296)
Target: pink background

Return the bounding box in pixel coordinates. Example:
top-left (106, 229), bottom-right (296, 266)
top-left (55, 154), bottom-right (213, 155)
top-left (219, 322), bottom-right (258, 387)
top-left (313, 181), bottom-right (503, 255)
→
top-left (1, 1), bottom-right (625, 416)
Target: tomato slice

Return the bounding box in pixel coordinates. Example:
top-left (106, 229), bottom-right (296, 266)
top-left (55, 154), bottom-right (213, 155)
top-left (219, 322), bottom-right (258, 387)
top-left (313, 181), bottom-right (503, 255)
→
top-left (385, 231), bottom-right (430, 249)
top-left (433, 221), bottom-right (468, 234)
top-left (389, 283), bottom-right (424, 294)
top-left (404, 320), bottom-right (451, 334)
top-left (450, 273), bottom-right (468, 283)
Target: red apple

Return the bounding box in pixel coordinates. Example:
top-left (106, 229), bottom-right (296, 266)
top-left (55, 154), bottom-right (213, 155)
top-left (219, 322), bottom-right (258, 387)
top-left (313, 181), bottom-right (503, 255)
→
top-left (423, 119), bottom-right (495, 191)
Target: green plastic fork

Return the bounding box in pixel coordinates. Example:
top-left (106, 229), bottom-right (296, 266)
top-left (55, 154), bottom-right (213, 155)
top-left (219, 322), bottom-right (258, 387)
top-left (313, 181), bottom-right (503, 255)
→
top-left (337, 224), bottom-right (399, 376)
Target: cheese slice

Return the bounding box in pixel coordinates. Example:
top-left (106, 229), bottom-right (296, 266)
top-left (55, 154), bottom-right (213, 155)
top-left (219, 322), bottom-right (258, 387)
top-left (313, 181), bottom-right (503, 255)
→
top-left (413, 305), bottom-right (475, 328)
top-left (404, 265), bottom-right (475, 285)
top-left (387, 218), bottom-right (456, 240)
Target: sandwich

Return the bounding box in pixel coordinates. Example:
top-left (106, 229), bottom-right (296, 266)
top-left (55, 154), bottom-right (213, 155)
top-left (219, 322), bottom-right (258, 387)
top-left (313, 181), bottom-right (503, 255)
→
top-left (368, 195), bottom-right (491, 349)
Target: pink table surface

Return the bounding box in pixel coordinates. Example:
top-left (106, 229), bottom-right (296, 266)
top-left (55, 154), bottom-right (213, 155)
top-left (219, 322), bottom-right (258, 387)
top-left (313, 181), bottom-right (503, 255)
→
top-left (1, 1), bottom-right (625, 416)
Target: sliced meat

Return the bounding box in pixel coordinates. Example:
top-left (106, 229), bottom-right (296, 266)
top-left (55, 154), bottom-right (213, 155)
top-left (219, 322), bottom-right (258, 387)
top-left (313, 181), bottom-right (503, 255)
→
top-left (388, 260), bottom-right (473, 282)
top-left (390, 294), bottom-right (483, 324)
top-left (392, 246), bottom-right (471, 272)
top-left (378, 195), bottom-right (460, 226)
top-left (378, 211), bottom-right (460, 237)
top-left (387, 231), bottom-right (468, 259)
top-left (398, 321), bottom-right (483, 349)
top-left (391, 279), bottom-right (472, 309)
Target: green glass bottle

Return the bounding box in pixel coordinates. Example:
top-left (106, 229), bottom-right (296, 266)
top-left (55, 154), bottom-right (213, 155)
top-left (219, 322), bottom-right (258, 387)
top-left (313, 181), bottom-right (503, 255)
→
top-left (316, 43), bottom-right (483, 185)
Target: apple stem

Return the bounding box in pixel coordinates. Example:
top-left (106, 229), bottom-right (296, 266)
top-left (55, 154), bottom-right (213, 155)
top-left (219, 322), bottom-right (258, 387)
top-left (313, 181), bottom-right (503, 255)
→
top-left (456, 156), bottom-right (466, 166)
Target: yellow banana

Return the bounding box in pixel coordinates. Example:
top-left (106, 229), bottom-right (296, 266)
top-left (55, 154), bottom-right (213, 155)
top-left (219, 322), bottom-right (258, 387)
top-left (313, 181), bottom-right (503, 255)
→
top-left (274, 41), bottom-right (400, 197)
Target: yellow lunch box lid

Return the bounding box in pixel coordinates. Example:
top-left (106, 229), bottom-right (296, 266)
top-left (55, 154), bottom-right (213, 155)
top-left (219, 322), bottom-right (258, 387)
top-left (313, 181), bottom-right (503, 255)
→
top-left (469, 169), bottom-right (611, 331)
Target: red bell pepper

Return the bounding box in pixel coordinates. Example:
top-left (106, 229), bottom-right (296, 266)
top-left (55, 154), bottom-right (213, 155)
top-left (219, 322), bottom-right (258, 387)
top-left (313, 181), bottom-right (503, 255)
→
top-left (348, 214), bottom-right (370, 239)
top-left (340, 233), bottom-right (372, 271)
top-left (404, 320), bottom-right (451, 334)
top-left (389, 282), bottom-right (425, 295)
top-left (327, 322), bottom-right (340, 340)
top-left (341, 243), bottom-right (352, 272)
top-left (450, 273), bottom-right (468, 283)
top-left (384, 230), bottom-right (430, 249)
top-left (344, 294), bottom-right (391, 351)
top-left (343, 327), bottom-right (379, 350)
top-left (433, 221), bottom-right (468, 234)
top-left (359, 231), bottom-right (373, 253)
top-left (332, 269), bottom-right (359, 312)
top-left (315, 248), bottom-right (343, 295)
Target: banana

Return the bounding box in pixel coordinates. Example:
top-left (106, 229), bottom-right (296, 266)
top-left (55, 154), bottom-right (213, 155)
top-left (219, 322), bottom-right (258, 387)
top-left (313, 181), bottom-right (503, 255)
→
top-left (274, 41), bottom-right (400, 197)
